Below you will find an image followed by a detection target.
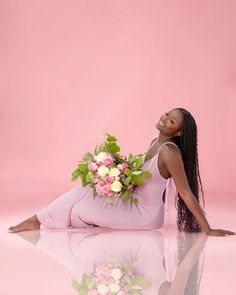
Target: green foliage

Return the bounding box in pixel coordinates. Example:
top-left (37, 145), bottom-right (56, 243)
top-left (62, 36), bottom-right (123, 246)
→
top-left (71, 163), bottom-right (89, 186)
top-left (120, 190), bottom-right (131, 202)
top-left (134, 155), bottom-right (143, 170)
top-left (124, 168), bottom-right (132, 176)
top-left (82, 152), bottom-right (94, 163)
top-left (133, 197), bottom-right (139, 204)
top-left (123, 176), bottom-right (132, 185)
top-left (94, 143), bottom-right (106, 155)
top-left (128, 153), bottom-right (134, 164)
top-left (105, 133), bottom-right (117, 142)
top-left (106, 142), bottom-right (120, 154)
top-left (131, 175), bottom-right (145, 185)
top-left (85, 171), bottom-right (94, 182)
top-left (143, 170), bottom-right (152, 178)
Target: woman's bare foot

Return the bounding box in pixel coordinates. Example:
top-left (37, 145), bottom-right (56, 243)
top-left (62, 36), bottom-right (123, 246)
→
top-left (8, 214), bottom-right (41, 233)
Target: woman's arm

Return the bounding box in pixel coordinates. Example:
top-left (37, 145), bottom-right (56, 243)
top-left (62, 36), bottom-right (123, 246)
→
top-left (160, 145), bottom-right (235, 236)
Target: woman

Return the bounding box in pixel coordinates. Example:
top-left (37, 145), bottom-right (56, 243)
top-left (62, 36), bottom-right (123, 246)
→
top-left (8, 108), bottom-right (235, 236)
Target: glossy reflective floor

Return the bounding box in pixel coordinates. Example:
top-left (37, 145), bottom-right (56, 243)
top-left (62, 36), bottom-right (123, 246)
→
top-left (1, 199), bottom-right (236, 295)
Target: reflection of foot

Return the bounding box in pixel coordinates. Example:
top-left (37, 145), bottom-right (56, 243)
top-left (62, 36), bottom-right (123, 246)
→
top-left (8, 215), bottom-right (41, 233)
top-left (16, 230), bottom-right (41, 246)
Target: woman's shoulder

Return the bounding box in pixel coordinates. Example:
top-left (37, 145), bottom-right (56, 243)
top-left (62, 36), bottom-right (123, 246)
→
top-left (159, 141), bottom-right (181, 156)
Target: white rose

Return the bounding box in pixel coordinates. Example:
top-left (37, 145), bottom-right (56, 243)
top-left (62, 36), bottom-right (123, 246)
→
top-left (97, 166), bottom-right (110, 177)
top-left (111, 268), bottom-right (122, 280)
top-left (97, 152), bottom-right (108, 162)
top-left (109, 283), bottom-right (121, 293)
top-left (110, 180), bottom-right (122, 192)
top-left (109, 168), bottom-right (121, 177)
top-left (97, 283), bottom-right (109, 295)
top-left (132, 285), bottom-right (142, 290)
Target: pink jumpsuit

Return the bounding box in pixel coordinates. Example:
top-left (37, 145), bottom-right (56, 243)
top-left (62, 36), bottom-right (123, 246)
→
top-left (36, 140), bottom-right (178, 230)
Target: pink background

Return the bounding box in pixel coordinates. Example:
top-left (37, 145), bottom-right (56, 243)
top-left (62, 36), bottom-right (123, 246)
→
top-left (1, 0), bottom-right (236, 209)
top-left (1, 3), bottom-right (236, 295)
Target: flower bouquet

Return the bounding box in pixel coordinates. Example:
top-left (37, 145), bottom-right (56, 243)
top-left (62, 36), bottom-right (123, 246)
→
top-left (71, 133), bottom-right (152, 204)
top-left (72, 255), bottom-right (152, 295)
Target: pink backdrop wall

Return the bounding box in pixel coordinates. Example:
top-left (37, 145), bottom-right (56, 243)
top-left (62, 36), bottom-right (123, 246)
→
top-left (1, 0), bottom-right (236, 206)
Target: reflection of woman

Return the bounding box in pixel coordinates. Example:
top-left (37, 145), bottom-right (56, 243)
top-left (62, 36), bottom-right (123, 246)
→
top-left (16, 230), bottom-right (207, 295)
top-left (8, 108), bottom-right (235, 236)
top-left (158, 233), bottom-right (207, 295)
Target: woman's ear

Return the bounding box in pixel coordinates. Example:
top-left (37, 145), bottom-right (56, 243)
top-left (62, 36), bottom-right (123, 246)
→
top-left (175, 130), bottom-right (183, 137)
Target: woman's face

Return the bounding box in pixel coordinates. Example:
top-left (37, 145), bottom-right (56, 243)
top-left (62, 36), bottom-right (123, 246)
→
top-left (156, 109), bottom-right (184, 137)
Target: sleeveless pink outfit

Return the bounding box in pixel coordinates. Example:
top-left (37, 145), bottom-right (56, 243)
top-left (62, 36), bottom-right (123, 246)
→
top-left (36, 140), bottom-right (178, 230)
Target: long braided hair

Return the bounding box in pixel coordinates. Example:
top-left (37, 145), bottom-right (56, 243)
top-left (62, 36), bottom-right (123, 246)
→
top-left (173, 108), bottom-right (206, 232)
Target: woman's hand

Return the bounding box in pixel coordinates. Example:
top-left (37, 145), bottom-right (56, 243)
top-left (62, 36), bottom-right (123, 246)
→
top-left (206, 228), bottom-right (236, 236)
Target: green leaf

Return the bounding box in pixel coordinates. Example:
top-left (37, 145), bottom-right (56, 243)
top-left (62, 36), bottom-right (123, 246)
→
top-left (124, 168), bottom-right (132, 176)
top-left (131, 175), bottom-right (145, 185)
top-left (82, 152), bottom-right (94, 163)
top-left (120, 190), bottom-right (130, 201)
top-left (143, 170), bottom-right (152, 178)
top-left (71, 168), bottom-right (80, 181)
top-left (123, 176), bottom-right (132, 185)
top-left (106, 142), bottom-right (120, 154)
top-left (132, 275), bottom-right (145, 285)
top-left (133, 197), bottom-right (139, 204)
top-left (105, 133), bottom-right (117, 142)
top-left (134, 156), bottom-right (143, 170)
top-left (128, 153), bottom-right (134, 164)
top-left (77, 163), bottom-right (89, 173)
top-left (85, 171), bottom-right (94, 182)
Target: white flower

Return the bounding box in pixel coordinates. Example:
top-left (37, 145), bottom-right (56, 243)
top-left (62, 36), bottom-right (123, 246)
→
top-left (97, 166), bottom-right (110, 177)
top-left (109, 283), bottom-right (121, 293)
top-left (97, 152), bottom-right (108, 162)
top-left (132, 285), bottom-right (142, 290)
top-left (111, 268), bottom-right (122, 280)
top-left (132, 170), bottom-right (142, 175)
top-left (109, 168), bottom-right (121, 177)
top-left (110, 180), bottom-right (122, 192)
top-left (97, 283), bottom-right (109, 295)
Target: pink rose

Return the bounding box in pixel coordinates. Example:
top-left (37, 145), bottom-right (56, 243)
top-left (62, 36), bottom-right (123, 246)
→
top-left (88, 162), bottom-right (98, 172)
top-left (117, 164), bottom-right (124, 171)
top-left (121, 162), bottom-right (129, 169)
top-left (103, 276), bottom-right (114, 284)
top-left (103, 185), bottom-right (111, 195)
top-left (104, 158), bottom-right (113, 166)
top-left (105, 176), bottom-right (113, 184)
top-left (98, 179), bottom-right (105, 186)
top-left (106, 154), bottom-right (114, 161)
top-left (96, 184), bottom-right (111, 196)
top-left (95, 264), bottom-right (112, 279)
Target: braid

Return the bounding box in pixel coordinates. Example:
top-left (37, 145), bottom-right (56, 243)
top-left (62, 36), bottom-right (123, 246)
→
top-left (173, 108), bottom-right (206, 232)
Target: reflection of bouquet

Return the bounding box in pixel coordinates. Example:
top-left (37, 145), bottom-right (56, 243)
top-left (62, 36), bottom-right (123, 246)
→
top-left (72, 255), bottom-right (152, 295)
top-left (71, 134), bottom-right (152, 204)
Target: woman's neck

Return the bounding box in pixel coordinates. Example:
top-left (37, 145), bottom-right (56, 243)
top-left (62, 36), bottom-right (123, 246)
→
top-left (157, 133), bottom-right (174, 144)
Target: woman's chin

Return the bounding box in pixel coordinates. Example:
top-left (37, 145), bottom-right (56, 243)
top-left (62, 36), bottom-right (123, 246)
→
top-left (156, 123), bottom-right (161, 130)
